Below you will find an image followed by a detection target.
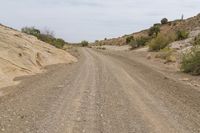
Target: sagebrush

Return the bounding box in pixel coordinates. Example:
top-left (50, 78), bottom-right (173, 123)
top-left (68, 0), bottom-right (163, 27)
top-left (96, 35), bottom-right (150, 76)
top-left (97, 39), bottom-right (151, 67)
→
top-left (129, 36), bottom-right (151, 49)
top-left (181, 47), bottom-right (200, 75)
top-left (148, 25), bottom-right (160, 37)
top-left (193, 34), bottom-right (200, 46)
top-left (148, 33), bottom-right (176, 51)
top-left (22, 27), bottom-right (66, 49)
top-left (176, 30), bottom-right (189, 40)
top-left (81, 41), bottom-right (89, 47)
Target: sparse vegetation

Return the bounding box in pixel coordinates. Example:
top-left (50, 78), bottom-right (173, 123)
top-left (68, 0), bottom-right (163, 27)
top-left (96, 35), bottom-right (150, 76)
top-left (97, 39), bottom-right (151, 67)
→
top-left (193, 34), bottom-right (200, 46)
top-left (161, 18), bottom-right (168, 25)
top-left (148, 33), bottom-right (175, 51)
top-left (181, 46), bottom-right (200, 75)
top-left (126, 36), bottom-right (134, 44)
top-left (21, 27), bottom-right (40, 37)
top-left (54, 38), bottom-right (66, 49)
top-left (148, 25), bottom-right (160, 37)
top-left (155, 48), bottom-right (176, 63)
top-left (128, 39), bottom-right (137, 49)
top-left (81, 40), bottom-right (89, 47)
top-left (21, 27), bottom-right (66, 49)
top-left (96, 47), bottom-right (106, 50)
top-left (136, 36), bottom-right (151, 46)
top-left (176, 30), bottom-right (189, 40)
top-left (129, 36), bottom-right (151, 49)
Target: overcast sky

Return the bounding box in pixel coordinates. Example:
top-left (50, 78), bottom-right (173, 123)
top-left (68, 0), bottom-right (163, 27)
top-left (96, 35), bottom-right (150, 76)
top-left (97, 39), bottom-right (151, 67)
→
top-left (0, 0), bottom-right (200, 42)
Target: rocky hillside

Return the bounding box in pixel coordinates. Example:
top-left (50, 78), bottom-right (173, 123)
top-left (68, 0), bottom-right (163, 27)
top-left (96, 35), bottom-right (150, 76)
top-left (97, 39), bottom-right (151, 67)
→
top-left (0, 24), bottom-right (77, 88)
top-left (95, 13), bottom-right (200, 46)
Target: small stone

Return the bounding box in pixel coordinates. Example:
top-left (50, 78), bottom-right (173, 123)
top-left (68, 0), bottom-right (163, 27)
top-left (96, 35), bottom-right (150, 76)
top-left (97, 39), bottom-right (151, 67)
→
top-left (1, 128), bottom-right (5, 131)
top-left (164, 76), bottom-right (168, 80)
top-left (20, 115), bottom-right (25, 119)
top-left (146, 54), bottom-right (151, 60)
top-left (57, 85), bottom-right (64, 88)
top-left (77, 117), bottom-right (81, 121)
top-left (194, 84), bottom-right (200, 87)
top-left (180, 78), bottom-right (189, 81)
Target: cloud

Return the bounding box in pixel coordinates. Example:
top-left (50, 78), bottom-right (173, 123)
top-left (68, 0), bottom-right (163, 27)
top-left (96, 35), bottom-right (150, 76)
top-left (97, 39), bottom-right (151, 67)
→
top-left (0, 0), bottom-right (200, 42)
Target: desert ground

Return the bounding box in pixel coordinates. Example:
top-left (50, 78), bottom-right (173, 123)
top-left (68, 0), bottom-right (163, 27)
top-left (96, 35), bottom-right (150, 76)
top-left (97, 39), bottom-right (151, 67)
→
top-left (0, 48), bottom-right (200, 133)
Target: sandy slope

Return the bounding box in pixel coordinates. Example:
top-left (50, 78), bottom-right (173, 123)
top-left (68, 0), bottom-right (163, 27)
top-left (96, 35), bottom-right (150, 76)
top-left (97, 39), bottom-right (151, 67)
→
top-left (0, 25), bottom-right (77, 88)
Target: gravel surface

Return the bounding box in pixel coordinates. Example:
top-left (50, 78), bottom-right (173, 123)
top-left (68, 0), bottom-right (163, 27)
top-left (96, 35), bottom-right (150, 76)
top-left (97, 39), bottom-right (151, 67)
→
top-left (0, 48), bottom-right (200, 133)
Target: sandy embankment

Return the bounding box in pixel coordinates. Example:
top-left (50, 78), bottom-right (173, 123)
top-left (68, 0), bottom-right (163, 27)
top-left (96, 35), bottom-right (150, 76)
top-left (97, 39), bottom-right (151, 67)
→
top-left (0, 25), bottom-right (77, 88)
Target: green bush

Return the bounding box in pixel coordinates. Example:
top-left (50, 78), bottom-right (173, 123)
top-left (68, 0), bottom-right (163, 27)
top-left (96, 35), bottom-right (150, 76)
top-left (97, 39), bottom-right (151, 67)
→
top-left (136, 36), bottom-right (151, 46)
top-left (148, 34), bottom-right (173, 51)
top-left (176, 30), bottom-right (189, 40)
top-left (153, 23), bottom-right (161, 27)
top-left (21, 27), bottom-right (40, 37)
top-left (181, 47), bottom-right (200, 75)
top-left (126, 36), bottom-right (134, 44)
top-left (193, 34), bottom-right (200, 46)
top-left (129, 39), bottom-right (138, 49)
top-left (161, 18), bottom-right (168, 24)
top-left (53, 38), bottom-right (65, 49)
top-left (21, 26), bottom-right (66, 49)
top-left (38, 35), bottom-right (65, 49)
top-left (38, 34), bottom-right (54, 44)
top-left (148, 25), bottom-right (160, 37)
top-left (96, 47), bottom-right (106, 50)
top-left (129, 36), bottom-right (151, 49)
top-left (155, 48), bottom-right (176, 63)
top-left (81, 41), bottom-right (89, 47)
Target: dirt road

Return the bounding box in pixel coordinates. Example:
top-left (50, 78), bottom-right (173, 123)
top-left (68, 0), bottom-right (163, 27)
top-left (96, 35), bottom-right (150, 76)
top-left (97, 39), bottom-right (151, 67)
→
top-left (0, 48), bottom-right (200, 133)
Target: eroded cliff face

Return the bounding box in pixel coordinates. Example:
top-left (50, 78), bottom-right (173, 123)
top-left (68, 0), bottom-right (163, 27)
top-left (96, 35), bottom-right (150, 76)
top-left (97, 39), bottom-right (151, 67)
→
top-left (0, 25), bottom-right (77, 88)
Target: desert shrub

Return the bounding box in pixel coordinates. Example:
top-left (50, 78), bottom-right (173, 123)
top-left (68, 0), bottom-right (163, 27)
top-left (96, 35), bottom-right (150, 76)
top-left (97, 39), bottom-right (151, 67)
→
top-left (38, 35), bottom-right (65, 48)
top-left (161, 18), bottom-right (168, 24)
top-left (176, 30), bottom-right (189, 40)
top-left (148, 25), bottom-right (160, 37)
top-left (21, 27), bottom-right (40, 37)
top-left (129, 39), bottom-right (138, 49)
top-left (38, 34), bottom-right (54, 44)
top-left (53, 38), bottom-right (65, 48)
top-left (136, 36), bottom-right (152, 46)
top-left (181, 47), bottom-right (200, 75)
top-left (155, 48), bottom-right (172, 59)
top-left (155, 48), bottom-right (176, 63)
top-left (97, 47), bottom-right (106, 50)
top-left (153, 23), bottom-right (161, 27)
top-left (81, 41), bottom-right (89, 47)
top-left (148, 33), bottom-right (174, 51)
top-left (126, 36), bottom-right (134, 44)
top-left (22, 26), bottom-right (66, 49)
top-left (129, 36), bottom-right (151, 49)
top-left (193, 34), bottom-right (200, 46)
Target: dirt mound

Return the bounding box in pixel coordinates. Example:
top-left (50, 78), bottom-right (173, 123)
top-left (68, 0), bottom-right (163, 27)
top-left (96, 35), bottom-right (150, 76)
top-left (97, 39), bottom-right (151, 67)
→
top-left (0, 24), bottom-right (77, 88)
